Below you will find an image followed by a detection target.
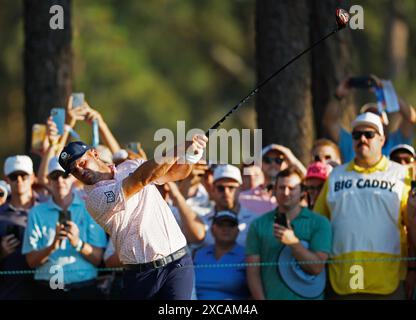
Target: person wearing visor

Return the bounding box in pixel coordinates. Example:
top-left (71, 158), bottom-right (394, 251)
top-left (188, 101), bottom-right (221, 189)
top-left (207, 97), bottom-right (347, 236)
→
top-left (389, 144), bottom-right (415, 166)
top-left (261, 144), bottom-right (306, 190)
top-left (58, 134), bottom-right (207, 300)
top-left (194, 211), bottom-right (250, 300)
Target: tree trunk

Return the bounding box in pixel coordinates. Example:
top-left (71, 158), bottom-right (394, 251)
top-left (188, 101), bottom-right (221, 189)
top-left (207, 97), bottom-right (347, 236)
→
top-left (23, 0), bottom-right (72, 155)
top-left (255, 0), bottom-right (313, 165)
top-left (310, 0), bottom-right (354, 138)
top-left (385, 0), bottom-right (408, 80)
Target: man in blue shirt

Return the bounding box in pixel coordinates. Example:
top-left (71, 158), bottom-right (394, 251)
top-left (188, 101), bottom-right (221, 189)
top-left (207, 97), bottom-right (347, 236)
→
top-left (22, 157), bottom-right (107, 299)
top-left (194, 211), bottom-right (250, 300)
top-left (323, 76), bottom-right (415, 163)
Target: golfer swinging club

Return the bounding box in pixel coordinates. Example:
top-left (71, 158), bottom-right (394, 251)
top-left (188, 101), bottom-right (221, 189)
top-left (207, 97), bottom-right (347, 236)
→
top-left (58, 134), bottom-right (207, 300)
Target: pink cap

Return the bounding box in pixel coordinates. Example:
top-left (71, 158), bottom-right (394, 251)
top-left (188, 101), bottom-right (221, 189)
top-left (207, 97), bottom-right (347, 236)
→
top-left (305, 162), bottom-right (332, 181)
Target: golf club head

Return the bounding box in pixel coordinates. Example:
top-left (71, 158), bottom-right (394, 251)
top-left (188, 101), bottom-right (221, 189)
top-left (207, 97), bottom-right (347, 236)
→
top-left (335, 8), bottom-right (350, 30)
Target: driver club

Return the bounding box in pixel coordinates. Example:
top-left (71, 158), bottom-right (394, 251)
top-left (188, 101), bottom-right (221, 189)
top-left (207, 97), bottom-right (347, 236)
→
top-left (205, 8), bottom-right (350, 137)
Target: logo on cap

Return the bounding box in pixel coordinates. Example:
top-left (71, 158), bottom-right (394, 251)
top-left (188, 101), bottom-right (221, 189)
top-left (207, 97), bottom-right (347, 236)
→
top-left (60, 152), bottom-right (69, 161)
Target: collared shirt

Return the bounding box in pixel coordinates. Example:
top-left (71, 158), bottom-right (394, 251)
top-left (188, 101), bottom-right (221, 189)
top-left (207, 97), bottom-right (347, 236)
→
top-left (22, 194), bottom-right (107, 284)
top-left (246, 208), bottom-right (332, 300)
top-left (0, 201), bottom-right (40, 299)
top-left (339, 127), bottom-right (412, 163)
top-left (200, 206), bottom-right (258, 248)
top-left (313, 156), bottom-right (411, 295)
top-left (239, 186), bottom-right (277, 215)
top-left (84, 159), bottom-right (187, 264)
top-left (194, 244), bottom-right (250, 300)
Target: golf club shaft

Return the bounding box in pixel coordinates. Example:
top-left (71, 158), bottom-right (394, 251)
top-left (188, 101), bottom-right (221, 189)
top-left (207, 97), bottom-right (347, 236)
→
top-left (205, 28), bottom-right (339, 137)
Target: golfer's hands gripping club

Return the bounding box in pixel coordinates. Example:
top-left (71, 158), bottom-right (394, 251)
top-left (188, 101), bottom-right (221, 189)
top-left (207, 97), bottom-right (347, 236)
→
top-left (184, 135), bottom-right (208, 164)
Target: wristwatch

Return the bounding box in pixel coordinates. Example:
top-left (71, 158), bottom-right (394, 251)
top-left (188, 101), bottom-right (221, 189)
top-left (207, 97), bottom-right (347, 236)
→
top-left (75, 239), bottom-right (84, 252)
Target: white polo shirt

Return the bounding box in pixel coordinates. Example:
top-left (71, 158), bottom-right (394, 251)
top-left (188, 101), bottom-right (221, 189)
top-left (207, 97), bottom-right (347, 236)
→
top-left (84, 159), bottom-right (186, 264)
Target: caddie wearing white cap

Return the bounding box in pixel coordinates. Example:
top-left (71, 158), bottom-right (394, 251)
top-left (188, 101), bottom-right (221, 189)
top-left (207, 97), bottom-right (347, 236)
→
top-left (314, 112), bottom-right (413, 299)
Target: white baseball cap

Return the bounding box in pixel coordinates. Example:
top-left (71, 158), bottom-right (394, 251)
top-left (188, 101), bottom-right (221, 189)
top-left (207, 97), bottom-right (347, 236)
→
top-left (4, 155), bottom-right (34, 176)
top-left (48, 157), bottom-right (65, 175)
top-left (351, 112), bottom-right (384, 136)
top-left (389, 144), bottom-right (416, 158)
top-left (359, 103), bottom-right (389, 126)
top-left (213, 164), bottom-right (242, 184)
top-left (0, 180), bottom-right (9, 198)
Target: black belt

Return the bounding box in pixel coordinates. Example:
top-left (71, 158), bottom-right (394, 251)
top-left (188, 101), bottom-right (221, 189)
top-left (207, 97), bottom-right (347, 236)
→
top-left (124, 247), bottom-right (187, 273)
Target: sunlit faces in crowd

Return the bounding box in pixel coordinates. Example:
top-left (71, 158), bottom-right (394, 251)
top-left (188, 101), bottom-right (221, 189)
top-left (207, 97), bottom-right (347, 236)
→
top-left (352, 126), bottom-right (385, 160)
top-left (4, 156), bottom-right (35, 199)
top-left (212, 178), bottom-right (240, 211)
top-left (48, 170), bottom-right (75, 198)
top-left (311, 139), bottom-right (342, 165)
top-left (389, 144), bottom-right (415, 166)
top-left (212, 165), bottom-right (242, 211)
top-left (241, 165), bottom-right (265, 191)
top-left (274, 167), bottom-right (304, 211)
top-left (210, 212), bottom-right (239, 246)
top-left (69, 149), bottom-right (108, 185)
top-left (351, 112), bottom-right (385, 162)
top-left (262, 149), bottom-right (288, 186)
top-left (303, 162), bottom-right (331, 209)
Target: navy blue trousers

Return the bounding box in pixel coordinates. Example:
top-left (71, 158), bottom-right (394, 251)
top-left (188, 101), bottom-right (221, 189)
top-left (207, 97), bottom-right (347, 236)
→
top-left (122, 254), bottom-right (194, 300)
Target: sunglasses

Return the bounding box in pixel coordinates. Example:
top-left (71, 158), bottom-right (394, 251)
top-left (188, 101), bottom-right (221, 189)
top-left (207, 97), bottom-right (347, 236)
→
top-left (0, 192), bottom-right (4, 198)
top-left (49, 171), bottom-right (68, 181)
top-left (216, 185), bottom-right (238, 193)
top-left (352, 131), bottom-right (377, 140)
top-left (8, 172), bottom-right (29, 182)
top-left (263, 156), bottom-right (284, 165)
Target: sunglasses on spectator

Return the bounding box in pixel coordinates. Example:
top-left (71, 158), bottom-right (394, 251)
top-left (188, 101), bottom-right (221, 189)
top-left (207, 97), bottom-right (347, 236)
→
top-left (216, 185), bottom-right (238, 193)
top-left (0, 192), bottom-right (4, 198)
top-left (352, 131), bottom-right (377, 140)
top-left (263, 156), bottom-right (284, 165)
top-left (8, 172), bottom-right (29, 182)
top-left (49, 171), bottom-right (68, 181)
